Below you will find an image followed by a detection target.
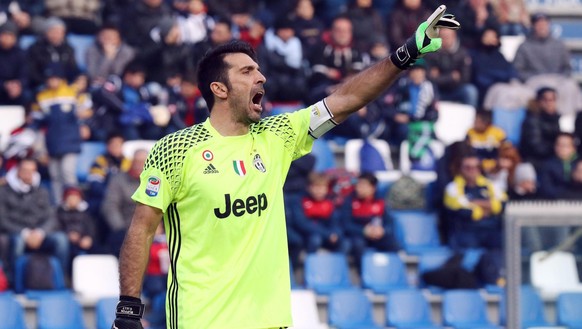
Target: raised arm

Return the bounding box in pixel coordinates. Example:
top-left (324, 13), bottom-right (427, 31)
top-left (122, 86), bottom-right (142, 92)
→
top-left (113, 203), bottom-right (163, 328)
top-left (325, 6), bottom-right (459, 124)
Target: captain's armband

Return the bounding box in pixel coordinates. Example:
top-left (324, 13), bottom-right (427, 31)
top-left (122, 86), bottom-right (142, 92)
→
top-left (308, 99), bottom-right (338, 139)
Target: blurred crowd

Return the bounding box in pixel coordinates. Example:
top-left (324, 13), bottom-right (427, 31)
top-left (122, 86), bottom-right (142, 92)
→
top-left (0, 0), bottom-right (582, 320)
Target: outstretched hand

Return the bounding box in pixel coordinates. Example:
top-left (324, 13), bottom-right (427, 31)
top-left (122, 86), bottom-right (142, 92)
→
top-left (390, 5), bottom-right (460, 70)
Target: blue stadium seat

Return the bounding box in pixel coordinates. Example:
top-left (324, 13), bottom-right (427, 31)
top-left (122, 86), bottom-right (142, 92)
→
top-left (361, 252), bottom-right (409, 294)
top-left (37, 291), bottom-right (86, 329)
top-left (95, 297), bottom-right (117, 329)
top-left (67, 34), bottom-right (95, 70)
top-left (328, 288), bottom-right (382, 329)
top-left (557, 292), bottom-right (582, 329)
top-left (391, 210), bottom-right (445, 255)
top-left (520, 285), bottom-right (551, 328)
top-left (442, 289), bottom-right (500, 329)
top-left (0, 292), bottom-right (28, 329)
top-left (311, 138), bottom-right (337, 172)
top-left (14, 255), bottom-right (66, 294)
top-left (76, 141), bottom-right (106, 183)
top-left (492, 107), bottom-right (526, 146)
top-left (499, 285), bottom-right (551, 328)
top-left (386, 289), bottom-right (442, 329)
top-left (304, 252), bottom-right (353, 295)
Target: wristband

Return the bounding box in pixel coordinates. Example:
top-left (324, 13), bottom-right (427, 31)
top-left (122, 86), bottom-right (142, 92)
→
top-left (116, 295), bottom-right (145, 319)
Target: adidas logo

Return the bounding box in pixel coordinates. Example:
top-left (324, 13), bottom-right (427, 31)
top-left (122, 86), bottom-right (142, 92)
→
top-left (203, 163), bottom-right (219, 174)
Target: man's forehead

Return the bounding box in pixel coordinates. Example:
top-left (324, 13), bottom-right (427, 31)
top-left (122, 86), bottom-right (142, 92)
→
top-left (224, 53), bottom-right (258, 69)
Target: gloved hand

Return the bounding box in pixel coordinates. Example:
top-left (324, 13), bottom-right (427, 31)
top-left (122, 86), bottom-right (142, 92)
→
top-left (390, 5), bottom-right (460, 70)
top-left (111, 296), bottom-right (145, 329)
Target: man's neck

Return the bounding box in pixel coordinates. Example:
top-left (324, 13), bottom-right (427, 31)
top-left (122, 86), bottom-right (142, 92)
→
top-left (209, 109), bottom-right (250, 136)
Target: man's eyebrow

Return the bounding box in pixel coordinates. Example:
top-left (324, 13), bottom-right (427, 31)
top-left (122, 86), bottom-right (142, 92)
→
top-left (240, 64), bottom-right (260, 72)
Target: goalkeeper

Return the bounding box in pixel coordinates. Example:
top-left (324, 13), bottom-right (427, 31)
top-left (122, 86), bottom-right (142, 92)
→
top-left (112, 6), bottom-right (459, 329)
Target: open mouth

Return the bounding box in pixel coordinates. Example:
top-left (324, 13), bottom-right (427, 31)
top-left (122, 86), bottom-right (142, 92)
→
top-left (252, 91), bottom-right (264, 107)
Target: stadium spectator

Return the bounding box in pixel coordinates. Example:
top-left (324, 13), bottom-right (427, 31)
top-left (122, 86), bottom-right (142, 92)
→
top-left (538, 132), bottom-right (578, 199)
top-left (292, 172), bottom-right (349, 254)
top-left (101, 149), bottom-right (148, 256)
top-left (470, 27), bottom-right (518, 106)
top-left (143, 222), bottom-right (168, 298)
top-left (57, 185), bottom-right (96, 258)
top-left (283, 153), bottom-right (316, 268)
top-left (71, 73), bottom-right (93, 140)
top-left (91, 61), bottom-right (164, 141)
top-left (519, 87), bottom-right (561, 169)
top-left (455, 0), bottom-right (500, 49)
top-left (229, 3), bottom-right (265, 49)
top-left (119, 0), bottom-right (173, 49)
top-left (386, 0), bottom-right (433, 52)
top-left (386, 61), bottom-right (439, 169)
top-left (176, 0), bottom-right (215, 45)
top-left (343, 172), bottom-right (395, 269)
top-left (490, 0), bottom-right (530, 35)
top-left (136, 17), bottom-right (196, 85)
top-left (0, 158), bottom-right (69, 274)
top-left (44, 0), bottom-right (101, 35)
top-left (290, 0), bottom-right (325, 61)
top-left (191, 16), bottom-right (234, 68)
top-left (170, 73), bottom-right (209, 127)
top-left (85, 24), bottom-right (136, 88)
top-left (444, 151), bottom-right (506, 250)
top-left (257, 17), bottom-right (306, 104)
top-left (31, 63), bottom-right (82, 204)
top-left (100, 0), bottom-right (133, 26)
top-left (85, 133), bottom-right (129, 242)
top-left (513, 13), bottom-right (571, 81)
top-left (564, 159), bottom-right (582, 199)
top-left (509, 162), bottom-right (538, 200)
top-left (466, 110), bottom-right (507, 174)
top-left (486, 142), bottom-right (522, 193)
top-left (306, 15), bottom-right (370, 105)
top-left (513, 13), bottom-right (582, 115)
top-left (347, 0), bottom-right (386, 53)
top-left (26, 17), bottom-right (80, 90)
top-left (0, 21), bottom-right (29, 106)
top-left (425, 28), bottom-right (478, 108)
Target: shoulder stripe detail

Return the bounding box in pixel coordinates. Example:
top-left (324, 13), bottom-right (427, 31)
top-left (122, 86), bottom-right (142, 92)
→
top-left (145, 125), bottom-right (212, 193)
top-left (167, 203), bottom-right (182, 329)
top-left (250, 114), bottom-right (299, 158)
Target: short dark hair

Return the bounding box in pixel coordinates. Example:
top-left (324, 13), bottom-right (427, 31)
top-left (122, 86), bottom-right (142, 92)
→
top-left (106, 132), bottom-right (124, 144)
top-left (196, 40), bottom-right (258, 111)
top-left (475, 109), bottom-right (492, 125)
top-left (358, 172), bottom-right (378, 187)
top-left (536, 86), bottom-right (557, 100)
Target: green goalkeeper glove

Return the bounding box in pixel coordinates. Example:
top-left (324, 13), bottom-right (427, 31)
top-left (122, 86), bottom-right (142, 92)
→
top-left (390, 5), bottom-right (460, 70)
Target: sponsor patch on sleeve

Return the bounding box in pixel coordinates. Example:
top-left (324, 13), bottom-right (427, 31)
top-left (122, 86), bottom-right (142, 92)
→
top-left (145, 176), bottom-right (161, 197)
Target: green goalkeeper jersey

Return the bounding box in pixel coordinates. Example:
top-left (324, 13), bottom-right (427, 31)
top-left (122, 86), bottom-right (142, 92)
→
top-left (132, 108), bottom-right (313, 329)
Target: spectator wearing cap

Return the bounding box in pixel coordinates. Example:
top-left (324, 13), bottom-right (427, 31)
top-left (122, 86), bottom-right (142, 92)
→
top-left (509, 162), bottom-right (538, 199)
top-left (30, 62), bottom-right (83, 204)
top-left (513, 13), bottom-right (581, 115)
top-left (519, 87), bottom-right (561, 170)
top-left (0, 21), bottom-right (30, 106)
top-left (85, 23), bottom-right (136, 88)
top-left (57, 186), bottom-right (97, 257)
top-left (136, 16), bottom-right (196, 85)
top-left (257, 17), bottom-right (306, 104)
top-left (26, 16), bottom-right (80, 90)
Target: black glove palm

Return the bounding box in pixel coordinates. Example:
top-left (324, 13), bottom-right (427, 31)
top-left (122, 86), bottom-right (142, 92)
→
top-left (111, 296), bottom-right (145, 329)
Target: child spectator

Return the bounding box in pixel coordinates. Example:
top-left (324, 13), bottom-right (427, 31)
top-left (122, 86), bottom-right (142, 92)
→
top-left (387, 61), bottom-right (438, 170)
top-left (57, 186), bottom-right (96, 257)
top-left (538, 132), bottom-right (578, 199)
top-left (343, 172), bottom-right (395, 269)
top-left (292, 172), bottom-right (349, 254)
top-left (31, 63), bottom-right (82, 204)
top-left (466, 110), bottom-right (507, 174)
top-left (487, 142), bottom-right (522, 193)
top-left (510, 162), bottom-right (538, 200)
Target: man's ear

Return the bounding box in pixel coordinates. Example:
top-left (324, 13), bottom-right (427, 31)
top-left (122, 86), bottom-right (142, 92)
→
top-left (210, 82), bottom-right (228, 99)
